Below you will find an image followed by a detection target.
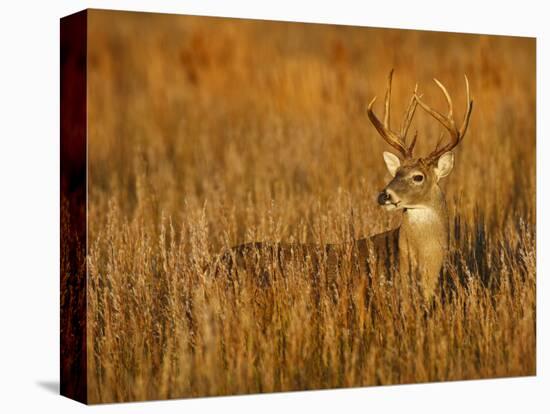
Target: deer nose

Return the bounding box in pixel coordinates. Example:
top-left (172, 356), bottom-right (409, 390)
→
top-left (378, 191), bottom-right (390, 205)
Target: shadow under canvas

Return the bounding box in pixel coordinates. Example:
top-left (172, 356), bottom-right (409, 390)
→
top-left (37, 381), bottom-right (60, 395)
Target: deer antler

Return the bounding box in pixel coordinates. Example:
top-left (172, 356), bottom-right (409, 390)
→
top-left (415, 75), bottom-right (473, 163)
top-left (367, 69), bottom-right (419, 159)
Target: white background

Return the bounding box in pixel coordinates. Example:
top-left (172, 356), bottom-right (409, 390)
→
top-left (0, 0), bottom-right (546, 412)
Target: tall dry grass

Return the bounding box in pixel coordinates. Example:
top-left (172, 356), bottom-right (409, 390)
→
top-left (85, 10), bottom-right (536, 403)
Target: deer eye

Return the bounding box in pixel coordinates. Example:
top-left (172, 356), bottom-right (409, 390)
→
top-left (412, 174), bottom-right (424, 182)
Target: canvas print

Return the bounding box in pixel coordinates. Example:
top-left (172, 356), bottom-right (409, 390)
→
top-left (60, 9), bottom-right (536, 404)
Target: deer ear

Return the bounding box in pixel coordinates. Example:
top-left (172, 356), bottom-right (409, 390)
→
top-left (434, 151), bottom-right (454, 180)
top-left (383, 151), bottom-right (401, 177)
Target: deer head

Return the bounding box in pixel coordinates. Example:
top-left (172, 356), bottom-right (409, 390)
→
top-left (368, 70), bottom-right (473, 211)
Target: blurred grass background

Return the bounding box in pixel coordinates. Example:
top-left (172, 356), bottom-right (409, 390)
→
top-left (85, 10), bottom-right (535, 403)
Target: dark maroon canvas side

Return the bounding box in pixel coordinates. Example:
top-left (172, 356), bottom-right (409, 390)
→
top-left (60, 9), bottom-right (87, 404)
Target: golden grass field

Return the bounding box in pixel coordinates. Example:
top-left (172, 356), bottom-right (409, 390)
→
top-left (84, 10), bottom-right (535, 403)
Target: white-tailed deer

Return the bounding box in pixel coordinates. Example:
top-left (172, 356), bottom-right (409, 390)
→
top-left (212, 70), bottom-right (473, 301)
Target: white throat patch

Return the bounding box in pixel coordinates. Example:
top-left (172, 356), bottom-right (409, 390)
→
top-left (405, 207), bottom-right (441, 225)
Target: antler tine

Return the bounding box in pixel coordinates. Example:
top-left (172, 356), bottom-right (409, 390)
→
top-left (383, 69), bottom-right (394, 129)
top-left (415, 79), bottom-right (458, 140)
top-left (367, 70), bottom-right (418, 159)
top-left (415, 75), bottom-right (473, 162)
top-left (400, 83), bottom-right (419, 140)
top-left (367, 97), bottom-right (410, 158)
top-left (433, 78), bottom-right (454, 120)
top-left (409, 130), bottom-right (418, 153)
top-left (459, 74), bottom-right (474, 138)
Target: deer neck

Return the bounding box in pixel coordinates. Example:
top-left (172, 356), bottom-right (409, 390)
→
top-left (398, 188), bottom-right (449, 290)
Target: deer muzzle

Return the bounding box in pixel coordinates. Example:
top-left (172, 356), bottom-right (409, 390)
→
top-left (378, 188), bottom-right (400, 209)
top-left (378, 191), bottom-right (390, 205)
